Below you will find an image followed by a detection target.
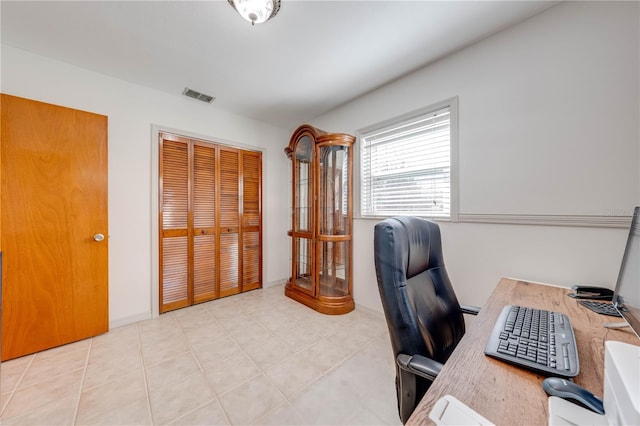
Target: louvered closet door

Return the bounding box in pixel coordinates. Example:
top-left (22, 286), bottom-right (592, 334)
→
top-left (219, 147), bottom-right (240, 297)
top-left (242, 151), bottom-right (262, 291)
top-left (160, 138), bottom-right (190, 312)
top-left (160, 134), bottom-right (262, 313)
top-left (193, 143), bottom-right (217, 303)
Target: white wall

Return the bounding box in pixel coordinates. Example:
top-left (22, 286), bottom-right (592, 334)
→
top-left (1, 46), bottom-right (292, 326)
top-left (313, 1), bottom-right (640, 311)
top-left (2, 1), bottom-right (638, 321)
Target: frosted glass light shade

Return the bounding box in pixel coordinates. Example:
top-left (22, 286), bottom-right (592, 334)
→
top-left (228, 0), bottom-right (281, 25)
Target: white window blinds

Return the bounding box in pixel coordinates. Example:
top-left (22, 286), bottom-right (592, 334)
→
top-left (360, 105), bottom-right (452, 218)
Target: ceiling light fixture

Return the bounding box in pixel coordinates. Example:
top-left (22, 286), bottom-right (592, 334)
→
top-left (227, 0), bottom-right (281, 26)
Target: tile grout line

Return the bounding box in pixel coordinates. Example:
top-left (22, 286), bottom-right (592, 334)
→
top-left (240, 299), bottom-right (304, 424)
top-left (145, 311), bottom-right (230, 424)
top-left (260, 309), bottom-right (371, 424)
top-left (213, 307), bottom-right (263, 425)
top-left (71, 338), bottom-right (94, 425)
top-left (241, 303), bottom-right (344, 424)
top-left (167, 398), bottom-right (228, 426)
top-left (0, 354), bottom-right (35, 420)
top-left (213, 295), bottom-right (310, 423)
top-left (169, 306), bottom-right (235, 425)
top-left (171, 298), bottom-right (251, 424)
top-left (136, 320), bottom-right (156, 425)
top-left (175, 306), bottom-right (213, 373)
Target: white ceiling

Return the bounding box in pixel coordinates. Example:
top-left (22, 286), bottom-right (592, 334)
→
top-left (1, 1), bottom-right (559, 128)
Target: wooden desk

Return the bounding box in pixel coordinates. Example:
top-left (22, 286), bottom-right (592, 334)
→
top-left (407, 278), bottom-right (640, 425)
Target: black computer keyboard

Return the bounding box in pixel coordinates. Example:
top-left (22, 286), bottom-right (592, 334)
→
top-left (578, 300), bottom-right (622, 317)
top-left (484, 305), bottom-right (580, 378)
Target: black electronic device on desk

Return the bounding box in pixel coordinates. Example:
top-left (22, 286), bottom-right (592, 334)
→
top-left (578, 301), bottom-right (621, 317)
top-left (568, 285), bottom-right (622, 317)
top-left (542, 377), bottom-right (604, 415)
top-left (484, 305), bottom-right (580, 378)
top-left (568, 285), bottom-right (614, 301)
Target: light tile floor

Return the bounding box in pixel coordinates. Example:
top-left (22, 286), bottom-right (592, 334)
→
top-left (0, 285), bottom-right (402, 425)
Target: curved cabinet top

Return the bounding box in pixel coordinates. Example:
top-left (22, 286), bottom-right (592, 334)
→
top-left (285, 124), bottom-right (356, 158)
top-left (284, 124), bottom-right (326, 158)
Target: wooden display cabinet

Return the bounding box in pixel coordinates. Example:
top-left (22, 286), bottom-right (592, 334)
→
top-left (284, 124), bottom-right (355, 315)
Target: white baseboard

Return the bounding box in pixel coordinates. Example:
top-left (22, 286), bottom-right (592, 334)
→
top-left (355, 302), bottom-right (384, 318)
top-left (264, 278), bottom-right (287, 288)
top-left (109, 312), bottom-right (152, 329)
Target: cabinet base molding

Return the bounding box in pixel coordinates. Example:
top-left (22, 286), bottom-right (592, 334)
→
top-left (285, 282), bottom-right (354, 315)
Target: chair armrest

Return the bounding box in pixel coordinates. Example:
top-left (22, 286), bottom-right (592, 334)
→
top-left (460, 304), bottom-right (480, 316)
top-left (397, 353), bottom-right (443, 381)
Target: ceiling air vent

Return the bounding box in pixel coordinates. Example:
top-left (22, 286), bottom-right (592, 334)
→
top-left (182, 87), bottom-right (215, 104)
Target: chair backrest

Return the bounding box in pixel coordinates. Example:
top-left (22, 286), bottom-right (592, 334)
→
top-left (374, 216), bottom-right (465, 365)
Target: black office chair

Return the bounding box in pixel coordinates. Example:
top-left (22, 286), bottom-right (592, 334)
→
top-left (373, 216), bottom-right (480, 423)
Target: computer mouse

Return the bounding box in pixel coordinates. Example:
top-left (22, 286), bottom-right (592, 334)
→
top-left (542, 377), bottom-right (604, 415)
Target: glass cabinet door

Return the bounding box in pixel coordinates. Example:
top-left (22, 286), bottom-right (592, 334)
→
top-left (317, 144), bottom-right (350, 298)
top-left (294, 237), bottom-right (313, 292)
top-left (293, 135), bottom-right (314, 294)
top-left (294, 136), bottom-right (313, 233)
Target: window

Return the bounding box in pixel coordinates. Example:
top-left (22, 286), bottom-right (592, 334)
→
top-left (358, 97), bottom-right (458, 220)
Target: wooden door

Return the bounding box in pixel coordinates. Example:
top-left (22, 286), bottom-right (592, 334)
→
top-left (193, 143), bottom-right (217, 303)
top-left (241, 151), bottom-right (262, 292)
top-left (159, 134), bottom-right (262, 313)
top-left (218, 147), bottom-right (240, 297)
top-left (159, 136), bottom-right (190, 312)
top-left (0, 94), bottom-right (108, 360)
